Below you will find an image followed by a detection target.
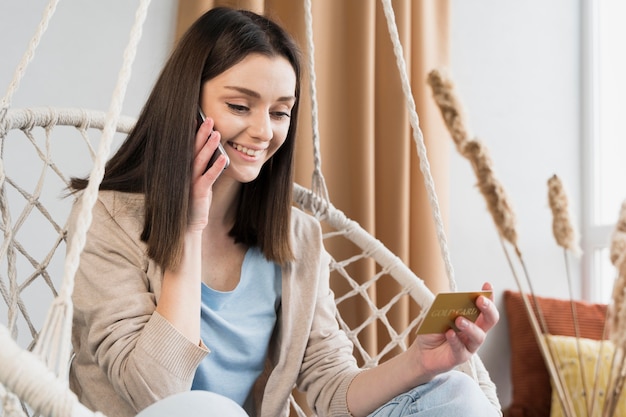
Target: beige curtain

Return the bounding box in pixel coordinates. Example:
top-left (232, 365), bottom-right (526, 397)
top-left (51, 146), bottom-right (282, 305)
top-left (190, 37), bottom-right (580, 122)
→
top-left (176, 0), bottom-right (450, 352)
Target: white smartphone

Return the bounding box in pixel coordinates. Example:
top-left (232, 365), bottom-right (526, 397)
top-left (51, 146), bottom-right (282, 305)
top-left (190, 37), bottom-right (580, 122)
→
top-left (197, 106), bottom-right (230, 171)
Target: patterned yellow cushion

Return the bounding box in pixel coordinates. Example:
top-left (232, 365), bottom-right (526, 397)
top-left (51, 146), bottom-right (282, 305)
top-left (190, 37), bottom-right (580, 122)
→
top-left (547, 334), bottom-right (625, 417)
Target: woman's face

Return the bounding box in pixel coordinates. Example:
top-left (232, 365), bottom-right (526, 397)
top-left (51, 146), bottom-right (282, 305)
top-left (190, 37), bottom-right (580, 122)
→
top-left (200, 53), bottom-right (297, 184)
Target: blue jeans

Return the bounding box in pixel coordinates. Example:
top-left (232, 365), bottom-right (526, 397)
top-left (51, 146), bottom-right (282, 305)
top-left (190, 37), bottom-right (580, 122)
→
top-left (367, 370), bottom-right (500, 417)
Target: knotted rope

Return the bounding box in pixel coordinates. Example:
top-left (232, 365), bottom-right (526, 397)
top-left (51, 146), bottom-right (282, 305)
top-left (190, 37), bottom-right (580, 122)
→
top-left (379, 0), bottom-right (457, 291)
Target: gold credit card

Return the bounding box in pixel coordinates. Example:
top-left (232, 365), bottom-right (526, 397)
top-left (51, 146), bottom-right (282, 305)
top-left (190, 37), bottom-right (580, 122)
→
top-left (416, 291), bottom-right (492, 334)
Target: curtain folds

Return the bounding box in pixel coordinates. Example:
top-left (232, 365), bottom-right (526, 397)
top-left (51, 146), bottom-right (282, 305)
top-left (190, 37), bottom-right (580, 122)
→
top-left (176, 0), bottom-right (450, 358)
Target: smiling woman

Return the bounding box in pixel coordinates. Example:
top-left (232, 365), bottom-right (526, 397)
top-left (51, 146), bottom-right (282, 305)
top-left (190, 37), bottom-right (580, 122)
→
top-left (0, 1), bottom-right (505, 416)
top-left (64, 6), bottom-right (500, 417)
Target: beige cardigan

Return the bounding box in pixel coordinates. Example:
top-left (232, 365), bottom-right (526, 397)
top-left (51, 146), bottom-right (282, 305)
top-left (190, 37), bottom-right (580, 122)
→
top-left (68, 191), bottom-right (361, 417)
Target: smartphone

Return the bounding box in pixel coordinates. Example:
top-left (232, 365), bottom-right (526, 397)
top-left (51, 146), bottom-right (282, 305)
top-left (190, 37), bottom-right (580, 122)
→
top-left (197, 107), bottom-right (230, 172)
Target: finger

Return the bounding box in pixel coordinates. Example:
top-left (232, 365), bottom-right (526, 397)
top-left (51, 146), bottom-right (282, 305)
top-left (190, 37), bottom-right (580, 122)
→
top-left (453, 317), bottom-right (486, 354)
top-left (203, 152), bottom-right (228, 181)
top-left (474, 294), bottom-right (499, 331)
top-left (195, 116), bottom-right (215, 156)
top-left (446, 324), bottom-right (479, 358)
top-left (444, 328), bottom-right (466, 353)
top-left (194, 130), bottom-right (224, 179)
top-left (481, 282), bottom-right (494, 300)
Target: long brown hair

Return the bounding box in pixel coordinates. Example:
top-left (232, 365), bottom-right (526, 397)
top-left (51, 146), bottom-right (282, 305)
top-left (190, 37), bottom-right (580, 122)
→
top-left (71, 7), bottom-right (302, 270)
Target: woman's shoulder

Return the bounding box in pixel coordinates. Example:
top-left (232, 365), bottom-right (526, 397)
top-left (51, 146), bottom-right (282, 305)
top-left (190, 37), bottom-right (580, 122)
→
top-left (68, 190), bottom-right (145, 236)
top-left (96, 190), bottom-right (145, 218)
top-left (290, 206), bottom-right (321, 231)
top-left (289, 206), bottom-right (323, 250)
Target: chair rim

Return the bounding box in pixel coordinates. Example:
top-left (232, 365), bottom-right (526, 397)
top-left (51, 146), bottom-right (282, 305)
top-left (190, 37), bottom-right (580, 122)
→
top-left (1, 106), bottom-right (500, 416)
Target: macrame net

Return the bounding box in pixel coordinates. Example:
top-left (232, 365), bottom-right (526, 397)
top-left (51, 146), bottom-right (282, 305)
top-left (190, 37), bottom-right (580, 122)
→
top-left (0, 1), bottom-right (501, 416)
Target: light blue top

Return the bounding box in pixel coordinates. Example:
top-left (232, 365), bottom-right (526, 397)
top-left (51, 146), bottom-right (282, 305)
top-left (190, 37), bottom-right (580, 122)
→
top-left (191, 247), bottom-right (282, 408)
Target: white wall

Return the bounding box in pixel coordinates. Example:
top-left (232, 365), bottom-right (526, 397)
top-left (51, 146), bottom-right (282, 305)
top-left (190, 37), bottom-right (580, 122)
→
top-left (1, 0), bottom-right (582, 411)
top-left (1, 1), bottom-right (176, 117)
top-left (449, 0), bottom-right (582, 408)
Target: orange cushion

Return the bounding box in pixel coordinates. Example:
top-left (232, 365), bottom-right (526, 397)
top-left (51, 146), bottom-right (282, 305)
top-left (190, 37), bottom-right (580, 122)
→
top-left (503, 290), bottom-right (607, 417)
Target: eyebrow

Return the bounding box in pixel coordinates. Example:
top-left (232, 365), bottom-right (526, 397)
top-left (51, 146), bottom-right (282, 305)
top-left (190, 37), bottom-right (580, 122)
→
top-left (224, 86), bottom-right (295, 103)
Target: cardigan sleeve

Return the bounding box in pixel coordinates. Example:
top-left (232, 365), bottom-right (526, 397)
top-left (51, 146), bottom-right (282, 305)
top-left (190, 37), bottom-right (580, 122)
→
top-left (70, 193), bottom-right (208, 412)
top-left (291, 212), bottom-right (362, 416)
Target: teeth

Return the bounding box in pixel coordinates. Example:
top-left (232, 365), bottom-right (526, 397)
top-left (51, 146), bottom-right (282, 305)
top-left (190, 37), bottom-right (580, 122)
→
top-left (233, 143), bottom-right (263, 157)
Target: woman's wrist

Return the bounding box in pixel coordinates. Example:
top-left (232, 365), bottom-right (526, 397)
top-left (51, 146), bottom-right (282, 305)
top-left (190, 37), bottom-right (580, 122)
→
top-left (396, 346), bottom-right (436, 388)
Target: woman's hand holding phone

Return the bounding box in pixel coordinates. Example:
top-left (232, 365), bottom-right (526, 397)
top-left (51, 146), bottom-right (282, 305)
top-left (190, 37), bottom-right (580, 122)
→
top-left (197, 107), bottom-right (230, 173)
top-left (188, 110), bottom-right (229, 231)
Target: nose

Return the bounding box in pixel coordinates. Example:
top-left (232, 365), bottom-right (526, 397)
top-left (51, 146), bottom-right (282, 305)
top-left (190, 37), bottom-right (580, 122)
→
top-left (249, 112), bottom-right (273, 142)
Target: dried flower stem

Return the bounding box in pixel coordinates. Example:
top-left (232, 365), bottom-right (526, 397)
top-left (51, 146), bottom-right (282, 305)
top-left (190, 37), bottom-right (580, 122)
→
top-left (601, 345), bottom-right (626, 417)
top-left (427, 69), bottom-right (520, 256)
top-left (609, 201), bottom-right (626, 338)
top-left (575, 202), bottom-right (624, 416)
top-left (547, 174), bottom-right (590, 415)
top-left (499, 238), bottom-right (577, 416)
top-left (604, 206), bottom-right (626, 417)
top-left (425, 68), bottom-right (472, 152)
top-left (427, 68), bottom-right (576, 417)
top-left (461, 141), bottom-right (520, 256)
top-left (609, 202), bottom-right (626, 354)
top-left (588, 338), bottom-right (610, 417)
top-left (548, 175), bottom-right (582, 256)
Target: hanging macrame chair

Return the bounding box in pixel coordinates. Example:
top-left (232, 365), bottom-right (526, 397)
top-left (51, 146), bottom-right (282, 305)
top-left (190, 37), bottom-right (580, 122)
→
top-left (0, 0), bottom-right (501, 416)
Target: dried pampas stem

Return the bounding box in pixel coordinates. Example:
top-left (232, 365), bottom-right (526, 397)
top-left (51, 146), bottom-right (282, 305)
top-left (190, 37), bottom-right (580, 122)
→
top-left (461, 140), bottom-right (520, 255)
top-left (610, 201), bottom-right (626, 266)
top-left (427, 69), bottom-right (521, 256)
top-left (547, 174), bottom-right (589, 413)
top-left (609, 283), bottom-right (626, 347)
top-left (609, 201), bottom-right (626, 345)
top-left (610, 261), bottom-right (626, 347)
top-left (548, 175), bottom-right (582, 256)
top-left (602, 200), bottom-right (626, 417)
top-left (602, 345), bottom-right (626, 417)
top-left (427, 69), bottom-right (471, 151)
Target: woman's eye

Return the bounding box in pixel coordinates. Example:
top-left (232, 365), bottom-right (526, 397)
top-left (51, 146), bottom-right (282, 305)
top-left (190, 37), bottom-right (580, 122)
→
top-left (227, 103), bottom-right (249, 113)
top-left (271, 111), bottom-right (291, 120)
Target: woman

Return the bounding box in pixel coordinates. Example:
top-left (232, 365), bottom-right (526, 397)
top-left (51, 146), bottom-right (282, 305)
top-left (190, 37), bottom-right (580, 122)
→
top-left (68, 7), bottom-right (500, 417)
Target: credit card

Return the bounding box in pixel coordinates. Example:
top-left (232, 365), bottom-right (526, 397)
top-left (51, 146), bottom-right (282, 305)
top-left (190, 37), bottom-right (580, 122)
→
top-left (416, 291), bottom-right (492, 334)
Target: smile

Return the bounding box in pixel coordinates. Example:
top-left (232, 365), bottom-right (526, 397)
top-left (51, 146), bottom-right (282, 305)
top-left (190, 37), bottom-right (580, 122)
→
top-left (230, 142), bottom-right (264, 157)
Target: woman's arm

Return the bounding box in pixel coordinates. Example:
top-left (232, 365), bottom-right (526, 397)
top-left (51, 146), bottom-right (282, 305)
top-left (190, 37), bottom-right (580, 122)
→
top-left (70, 195), bottom-right (208, 411)
top-left (154, 115), bottom-right (227, 344)
top-left (71, 119), bottom-right (227, 412)
top-left (154, 230), bottom-right (204, 344)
